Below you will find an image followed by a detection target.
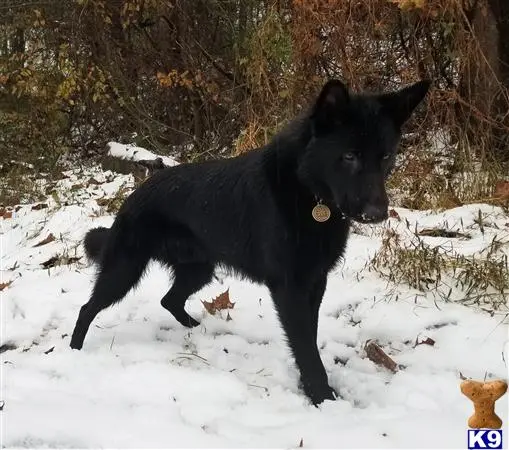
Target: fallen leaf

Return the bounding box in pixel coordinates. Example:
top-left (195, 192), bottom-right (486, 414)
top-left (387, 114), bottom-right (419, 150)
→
top-left (41, 256), bottom-right (59, 268)
top-left (388, 209), bottom-right (400, 220)
top-left (202, 299), bottom-right (216, 315)
top-left (88, 177), bottom-right (102, 185)
top-left (31, 203), bottom-right (48, 211)
top-left (0, 208), bottom-right (13, 219)
top-left (364, 340), bottom-right (398, 373)
top-left (33, 233), bottom-right (55, 247)
top-left (299, 438), bottom-right (304, 447)
top-left (415, 336), bottom-right (435, 347)
top-left (0, 280), bottom-right (13, 291)
top-left (41, 255), bottom-right (81, 269)
top-left (202, 288), bottom-right (235, 315)
top-left (44, 346), bottom-right (55, 354)
top-left (418, 228), bottom-right (470, 239)
top-left (494, 180), bottom-right (509, 199)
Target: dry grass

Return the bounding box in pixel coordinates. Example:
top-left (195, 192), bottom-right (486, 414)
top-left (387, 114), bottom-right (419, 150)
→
top-left (0, 168), bottom-right (47, 206)
top-left (370, 223), bottom-right (509, 312)
top-left (387, 129), bottom-right (509, 212)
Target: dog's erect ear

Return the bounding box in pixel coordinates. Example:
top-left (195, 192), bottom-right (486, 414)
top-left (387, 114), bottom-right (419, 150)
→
top-left (378, 80), bottom-right (431, 127)
top-left (311, 79), bottom-right (350, 132)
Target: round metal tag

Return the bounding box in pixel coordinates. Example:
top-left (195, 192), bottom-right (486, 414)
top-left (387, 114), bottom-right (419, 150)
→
top-left (312, 203), bottom-right (331, 222)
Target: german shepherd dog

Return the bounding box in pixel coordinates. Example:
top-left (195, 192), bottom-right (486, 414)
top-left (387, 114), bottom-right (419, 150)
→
top-left (70, 79), bottom-right (430, 406)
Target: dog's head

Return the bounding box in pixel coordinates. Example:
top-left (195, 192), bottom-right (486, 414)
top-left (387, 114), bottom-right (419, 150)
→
top-left (298, 79), bottom-right (430, 224)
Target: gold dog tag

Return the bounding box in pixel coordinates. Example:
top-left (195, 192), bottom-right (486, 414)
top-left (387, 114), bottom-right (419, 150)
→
top-left (312, 203), bottom-right (331, 222)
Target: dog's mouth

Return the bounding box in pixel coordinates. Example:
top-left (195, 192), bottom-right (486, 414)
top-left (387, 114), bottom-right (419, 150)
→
top-left (352, 214), bottom-right (388, 225)
top-left (335, 203), bottom-right (388, 224)
top-left (331, 197), bottom-right (388, 224)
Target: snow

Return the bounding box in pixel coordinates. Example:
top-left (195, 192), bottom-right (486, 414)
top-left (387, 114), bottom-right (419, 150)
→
top-left (107, 142), bottom-right (180, 167)
top-left (1, 159), bottom-right (508, 449)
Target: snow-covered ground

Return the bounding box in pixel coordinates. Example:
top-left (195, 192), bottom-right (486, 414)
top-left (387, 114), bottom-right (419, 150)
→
top-left (1, 154), bottom-right (508, 449)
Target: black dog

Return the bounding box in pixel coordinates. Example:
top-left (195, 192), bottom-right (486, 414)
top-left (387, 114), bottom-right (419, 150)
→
top-left (70, 79), bottom-right (430, 406)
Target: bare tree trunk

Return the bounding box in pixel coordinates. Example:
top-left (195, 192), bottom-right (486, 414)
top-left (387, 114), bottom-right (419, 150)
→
top-left (488, 0), bottom-right (509, 159)
top-left (458, 0), bottom-right (509, 161)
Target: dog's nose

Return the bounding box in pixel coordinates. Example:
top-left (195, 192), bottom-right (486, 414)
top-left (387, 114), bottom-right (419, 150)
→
top-left (360, 205), bottom-right (388, 223)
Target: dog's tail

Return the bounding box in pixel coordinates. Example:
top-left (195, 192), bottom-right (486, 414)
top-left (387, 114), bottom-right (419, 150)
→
top-left (84, 227), bottom-right (110, 263)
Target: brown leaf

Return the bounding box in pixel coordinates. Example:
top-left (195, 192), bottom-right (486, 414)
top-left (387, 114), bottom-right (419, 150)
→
top-left (88, 177), bottom-right (102, 185)
top-left (41, 256), bottom-right (59, 269)
top-left (202, 299), bottom-right (216, 315)
top-left (364, 340), bottom-right (398, 373)
top-left (33, 233), bottom-right (55, 247)
top-left (418, 228), bottom-right (470, 239)
top-left (388, 209), bottom-right (400, 220)
top-left (202, 288), bottom-right (235, 315)
top-left (31, 203), bottom-right (48, 211)
top-left (0, 280), bottom-right (13, 291)
top-left (415, 336), bottom-right (435, 347)
top-left (0, 207), bottom-right (14, 218)
top-left (41, 255), bottom-right (81, 269)
top-left (494, 180), bottom-right (509, 199)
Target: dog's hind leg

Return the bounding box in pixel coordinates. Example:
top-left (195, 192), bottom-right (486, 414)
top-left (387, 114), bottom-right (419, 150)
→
top-left (70, 248), bottom-right (150, 350)
top-left (160, 262), bottom-right (214, 327)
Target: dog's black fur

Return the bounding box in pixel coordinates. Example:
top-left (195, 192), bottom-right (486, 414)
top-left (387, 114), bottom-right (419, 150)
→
top-left (70, 79), bottom-right (430, 406)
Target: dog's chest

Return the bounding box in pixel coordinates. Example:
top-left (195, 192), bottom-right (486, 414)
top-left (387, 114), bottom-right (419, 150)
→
top-left (291, 219), bottom-right (349, 270)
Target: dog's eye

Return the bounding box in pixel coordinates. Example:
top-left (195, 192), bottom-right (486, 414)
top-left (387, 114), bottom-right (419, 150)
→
top-left (343, 152), bottom-right (356, 162)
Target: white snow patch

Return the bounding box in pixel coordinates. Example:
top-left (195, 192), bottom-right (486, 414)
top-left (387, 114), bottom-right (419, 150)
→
top-left (107, 142), bottom-right (180, 167)
top-left (1, 164), bottom-right (508, 449)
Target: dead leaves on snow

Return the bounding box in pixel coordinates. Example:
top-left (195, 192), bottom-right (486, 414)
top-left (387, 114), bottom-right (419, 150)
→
top-left (0, 280), bottom-right (13, 291)
top-left (364, 334), bottom-right (436, 374)
top-left (202, 288), bottom-right (235, 320)
top-left (364, 340), bottom-right (399, 373)
top-left (41, 254), bottom-right (81, 269)
top-left (33, 233), bottom-right (56, 247)
top-left (0, 207), bottom-right (13, 219)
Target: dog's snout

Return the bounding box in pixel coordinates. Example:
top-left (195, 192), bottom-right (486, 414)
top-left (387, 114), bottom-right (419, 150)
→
top-left (360, 204), bottom-right (388, 223)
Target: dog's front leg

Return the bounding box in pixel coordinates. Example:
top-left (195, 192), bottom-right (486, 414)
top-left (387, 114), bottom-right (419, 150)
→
top-left (270, 282), bottom-right (336, 406)
top-left (309, 275), bottom-right (327, 343)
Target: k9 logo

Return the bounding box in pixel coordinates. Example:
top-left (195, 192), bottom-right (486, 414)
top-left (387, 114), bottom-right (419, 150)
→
top-left (467, 430), bottom-right (503, 449)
